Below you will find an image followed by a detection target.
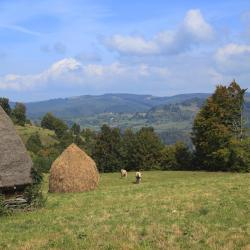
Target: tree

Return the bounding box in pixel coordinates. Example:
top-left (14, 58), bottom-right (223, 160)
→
top-left (26, 133), bottom-right (43, 154)
top-left (71, 123), bottom-right (81, 136)
top-left (174, 142), bottom-right (193, 170)
top-left (92, 125), bottom-right (122, 172)
top-left (0, 97), bottom-right (11, 115)
top-left (120, 128), bottom-right (137, 171)
top-left (160, 142), bottom-right (192, 170)
top-left (192, 81), bottom-right (247, 171)
top-left (160, 145), bottom-right (177, 170)
top-left (41, 113), bottom-right (68, 138)
top-left (80, 128), bottom-right (97, 155)
top-left (12, 102), bottom-right (26, 126)
top-left (132, 127), bottom-right (164, 171)
top-left (229, 138), bottom-right (250, 172)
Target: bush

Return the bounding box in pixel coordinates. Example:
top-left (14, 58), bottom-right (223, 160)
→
top-left (23, 184), bottom-right (46, 208)
top-left (26, 133), bottom-right (42, 154)
top-left (0, 194), bottom-right (8, 216)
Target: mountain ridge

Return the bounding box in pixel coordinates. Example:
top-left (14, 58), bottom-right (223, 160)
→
top-left (25, 93), bottom-right (211, 119)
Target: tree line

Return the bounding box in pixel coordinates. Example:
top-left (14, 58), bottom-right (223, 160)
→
top-left (1, 80), bottom-right (249, 173)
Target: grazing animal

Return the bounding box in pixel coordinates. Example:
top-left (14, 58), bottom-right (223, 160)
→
top-left (120, 169), bottom-right (128, 178)
top-left (135, 172), bottom-right (142, 184)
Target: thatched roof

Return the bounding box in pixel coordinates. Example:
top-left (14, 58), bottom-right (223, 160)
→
top-left (49, 143), bottom-right (99, 193)
top-left (0, 106), bottom-right (32, 190)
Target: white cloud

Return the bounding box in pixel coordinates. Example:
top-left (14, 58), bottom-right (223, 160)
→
top-left (105, 9), bottom-right (214, 56)
top-left (0, 58), bottom-right (170, 91)
top-left (105, 35), bottom-right (159, 55)
top-left (182, 9), bottom-right (214, 41)
top-left (215, 43), bottom-right (250, 73)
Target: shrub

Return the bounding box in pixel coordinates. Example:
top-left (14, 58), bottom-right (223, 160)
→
top-left (0, 194), bottom-right (8, 216)
top-left (26, 133), bottom-right (42, 154)
top-left (23, 184), bottom-right (46, 208)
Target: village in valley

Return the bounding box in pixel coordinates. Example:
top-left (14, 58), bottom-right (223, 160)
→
top-left (0, 1), bottom-right (250, 249)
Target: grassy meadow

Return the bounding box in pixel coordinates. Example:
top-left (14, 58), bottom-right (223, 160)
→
top-left (0, 171), bottom-right (250, 250)
top-left (16, 125), bottom-right (58, 146)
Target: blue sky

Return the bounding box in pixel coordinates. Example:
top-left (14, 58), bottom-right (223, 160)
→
top-left (0, 0), bottom-right (250, 101)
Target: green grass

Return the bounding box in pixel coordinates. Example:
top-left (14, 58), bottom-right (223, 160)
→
top-left (0, 171), bottom-right (250, 250)
top-left (16, 125), bottom-right (58, 146)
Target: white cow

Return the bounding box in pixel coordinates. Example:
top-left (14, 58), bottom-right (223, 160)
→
top-left (120, 169), bottom-right (128, 178)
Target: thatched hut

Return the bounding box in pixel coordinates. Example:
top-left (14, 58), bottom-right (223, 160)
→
top-left (49, 143), bottom-right (99, 193)
top-left (0, 106), bottom-right (32, 193)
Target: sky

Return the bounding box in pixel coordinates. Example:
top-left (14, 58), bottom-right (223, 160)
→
top-left (0, 0), bottom-right (250, 101)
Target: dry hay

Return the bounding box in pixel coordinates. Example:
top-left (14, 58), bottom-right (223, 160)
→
top-left (0, 106), bottom-right (32, 191)
top-left (49, 143), bottom-right (99, 193)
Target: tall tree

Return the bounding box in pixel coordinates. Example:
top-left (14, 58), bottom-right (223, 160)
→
top-left (132, 127), bottom-right (164, 171)
top-left (81, 128), bottom-right (97, 155)
top-left (192, 80), bottom-right (247, 171)
top-left (92, 125), bottom-right (122, 172)
top-left (120, 128), bottom-right (137, 171)
top-left (12, 102), bottom-right (26, 126)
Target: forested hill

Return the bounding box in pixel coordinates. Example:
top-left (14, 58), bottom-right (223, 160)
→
top-left (25, 93), bottom-right (210, 119)
top-left (22, 92), bottom-right (250, 145)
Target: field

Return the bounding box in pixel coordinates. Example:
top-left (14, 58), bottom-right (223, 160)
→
top-left (15, 125), bottom-right (58, 146)
top-left (0, 171), bottom-right (250, 250)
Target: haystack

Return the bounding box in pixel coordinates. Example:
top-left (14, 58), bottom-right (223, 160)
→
top-left (0, 106), bottom-right (32, 192)
top-left (49, 144), bottom-right (99, 193)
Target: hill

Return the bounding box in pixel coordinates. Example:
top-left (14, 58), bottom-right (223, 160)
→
top-left (0, 171), bottom-right (249, 249)
top-left (25, 93), bottom-right (210, 119)
top-left (21, 93), bottom-right (250, 145)
top-left (69, 97), bottom-right (205, 145)
top-left (15, 125), bottom-right (58, 146)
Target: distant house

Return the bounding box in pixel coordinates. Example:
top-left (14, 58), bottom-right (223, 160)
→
top-left (0, 106), bottom-right (32, 193)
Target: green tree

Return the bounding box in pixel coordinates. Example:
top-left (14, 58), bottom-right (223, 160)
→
top-left (92, 125), bottom-right (122, 172)
top-left (80, 128), bottom-right (97, 155)
top-left (192, 81), bottom-right (247, 171)
top-left (228, 138), bottom-right (250, 172)
top-left (26, 133), bottom-right (43, 154)
top-left (12, 102), bottom-right (26, 126)
top-left (41, 113), bottom-right (68, 138)
top-left (132, 127), bottom-right (164, 171)
top-left (120, 128), bottom-right (137, 171)
top-left (160, 142), bottom-right (192, 170)
top-left (174, 142), bottom-right (193, 170)
top-left (0, 97), bottom-right (11, 115)
top-left (71, 123), bottom-right (81, 136)
top-left (160, 145), bottom-right (177, 170)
